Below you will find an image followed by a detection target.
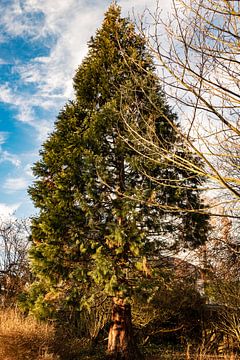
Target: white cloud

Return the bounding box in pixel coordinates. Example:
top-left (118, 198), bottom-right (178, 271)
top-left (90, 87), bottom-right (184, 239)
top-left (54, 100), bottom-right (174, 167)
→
top-left (0, 84), bottom-right (43, 115)
top-left (15, 0), bottom-right (166, 101)
top-left (24, 163), bottom-right (34, 177)
top-left (0, 84), bottom-right (14, 104)
top-left (0, 0), bottom-right (165, 41)
top-left (0, 2), bottom-right (108, 141)
top-left (0, 150), bottom-right (21, 167)
top-left (32, 118), bottom-right (54, 141)
top-left (11, 2), bottom-right (106, 100)
top-left (0, 58), bottom-right (7, 64)
top-left (0, 83), bottom-right (54, 139)
top-left (23, 0), bottom-right (79, 37)
top-left (0, 203), bottom-right (20, 221)
top-left (0, 0), bottom-right (47, 38)
top-left (0, 0), bottom-right (170, 142)
top-left (0, 132), bottom-right (21, 166)
top-left (3, 177), bottom-right (30, 193)
top-left (120, 0), bottom-right (170, 14)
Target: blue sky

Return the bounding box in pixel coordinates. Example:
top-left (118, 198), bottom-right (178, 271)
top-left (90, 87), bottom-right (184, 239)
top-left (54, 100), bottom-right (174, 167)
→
top-left (0, 0), bottom-right (170, 221)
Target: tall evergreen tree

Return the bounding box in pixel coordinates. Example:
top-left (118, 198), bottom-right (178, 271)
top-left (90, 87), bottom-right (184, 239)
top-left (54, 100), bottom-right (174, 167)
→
top-left (27, 4), bottom-right (209, 359)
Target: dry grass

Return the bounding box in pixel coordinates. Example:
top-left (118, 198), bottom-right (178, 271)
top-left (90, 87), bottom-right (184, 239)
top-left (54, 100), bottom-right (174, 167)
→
top-left (145, 346), bottom-right (240, 360)
top-left (0, 308), bottom-right (104, 360)
top-left (148, 352), bottom-right (240, 360)
top-left (0, 308), bottom-right (238, 360)
top-left (0, 308), bottom-right (59, 360)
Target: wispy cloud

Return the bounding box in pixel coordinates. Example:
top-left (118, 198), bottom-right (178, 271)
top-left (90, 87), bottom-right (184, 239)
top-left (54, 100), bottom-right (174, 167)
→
top-left (12, 2), bottom-right (107, 100)
top-left (0, 0), bottom-right (46, 38)
top-left (3, 177), bottom-right (30, 193)
top-left (0, 132), bottom-right (21, 166)
top-left (0, 0), bottom-right (163, 133)
top-left (0, 1), bottom-right (108, 141)
top-left (0, 132), bottom-right (9, 145)
top-left (0, 150), bottom-right (21, 167)
top-left (0, 83), bottom-right (54, 139)
top-left (0, 84), bottom-right (15, 104)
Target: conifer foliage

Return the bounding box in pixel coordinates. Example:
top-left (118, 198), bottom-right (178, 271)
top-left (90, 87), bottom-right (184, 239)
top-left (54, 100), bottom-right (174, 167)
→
top-left (27, 4), bottom-right (209, 357)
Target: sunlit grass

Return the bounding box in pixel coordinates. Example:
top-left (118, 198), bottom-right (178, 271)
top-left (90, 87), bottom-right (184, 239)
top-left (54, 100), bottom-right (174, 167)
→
top-left (0, 308), bottom-right (58, 360)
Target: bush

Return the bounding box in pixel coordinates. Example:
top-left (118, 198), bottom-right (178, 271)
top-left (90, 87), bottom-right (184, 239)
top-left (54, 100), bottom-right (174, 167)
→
top-left (132, 276), bottom-right (205, 347)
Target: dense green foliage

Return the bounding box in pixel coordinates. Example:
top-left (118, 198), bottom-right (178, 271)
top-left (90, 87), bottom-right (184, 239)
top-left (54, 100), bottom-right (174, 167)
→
top-left (26, 4), bottom-right (209, 318)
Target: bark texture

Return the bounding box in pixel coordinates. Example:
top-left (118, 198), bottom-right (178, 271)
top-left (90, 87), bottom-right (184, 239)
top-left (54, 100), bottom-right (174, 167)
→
top-left (107, 297), bottom-right (143, 360)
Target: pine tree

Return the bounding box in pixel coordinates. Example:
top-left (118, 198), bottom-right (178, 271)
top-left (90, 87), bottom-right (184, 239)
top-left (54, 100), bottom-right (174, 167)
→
top-left (27, 4), bottom-right (209, 358)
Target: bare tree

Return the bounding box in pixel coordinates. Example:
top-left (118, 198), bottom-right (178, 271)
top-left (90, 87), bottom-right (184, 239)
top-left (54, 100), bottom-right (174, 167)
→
top-left (119, 0), bottom-right (240, 219)
top-left (0, 218), bottom-right (30, 306)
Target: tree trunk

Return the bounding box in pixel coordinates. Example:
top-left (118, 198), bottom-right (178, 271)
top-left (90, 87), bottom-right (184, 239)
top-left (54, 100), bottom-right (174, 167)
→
top-left (107, 297), bottom-right (144, 360)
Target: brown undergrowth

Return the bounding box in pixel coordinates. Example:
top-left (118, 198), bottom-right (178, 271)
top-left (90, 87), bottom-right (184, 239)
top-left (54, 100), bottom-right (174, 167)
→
top-left (0, 308), bottom-right (105, 360)
top-left (148, 352), bottom-right (239, 360)
top-left (146, 350), bottom-right (240, 360)
top-left (0, 308), bottom-right (58, 360)
top-left (0, 308), bottom-right (238, 360)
